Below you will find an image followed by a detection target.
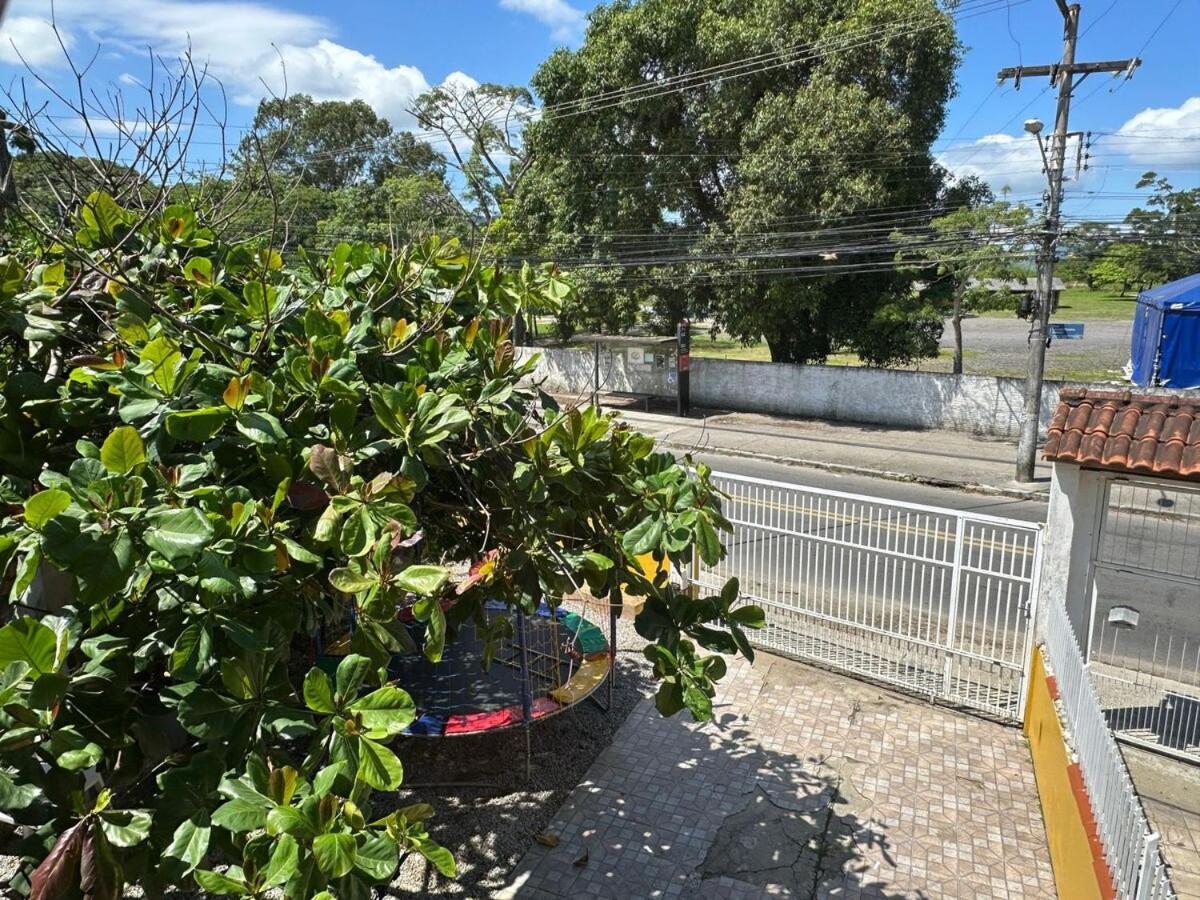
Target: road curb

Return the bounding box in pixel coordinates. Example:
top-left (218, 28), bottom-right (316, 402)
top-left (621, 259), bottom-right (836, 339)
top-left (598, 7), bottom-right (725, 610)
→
top-left (653, 438), bottom-right (1051, 503)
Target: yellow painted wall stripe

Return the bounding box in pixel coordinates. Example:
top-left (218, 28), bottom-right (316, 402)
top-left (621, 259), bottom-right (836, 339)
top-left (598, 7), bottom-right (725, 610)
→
top-left (1025, 649), bottom-right (1109, 900)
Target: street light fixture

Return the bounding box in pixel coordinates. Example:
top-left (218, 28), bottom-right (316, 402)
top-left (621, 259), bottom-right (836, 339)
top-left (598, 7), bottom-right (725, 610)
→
top-left (1026, 118), bottom-right (1051, 176)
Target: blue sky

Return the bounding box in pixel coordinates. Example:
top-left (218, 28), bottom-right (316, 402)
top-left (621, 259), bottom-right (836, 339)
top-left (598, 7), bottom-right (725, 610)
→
top-left (0, 0), bottom-right (1196, 221)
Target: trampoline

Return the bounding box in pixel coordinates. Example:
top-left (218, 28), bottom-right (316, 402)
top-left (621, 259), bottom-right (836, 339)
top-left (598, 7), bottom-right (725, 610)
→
top-left (317, 594), bottom-right (617, 743)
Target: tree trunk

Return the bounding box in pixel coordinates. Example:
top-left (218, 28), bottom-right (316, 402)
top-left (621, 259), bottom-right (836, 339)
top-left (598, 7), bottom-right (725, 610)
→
top-left (951, 292), bottom-right (964, 376)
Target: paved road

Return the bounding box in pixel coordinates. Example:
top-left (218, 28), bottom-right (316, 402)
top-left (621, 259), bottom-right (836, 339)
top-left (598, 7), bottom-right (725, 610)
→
top-left (686, 449), bottom-right (1199, 683)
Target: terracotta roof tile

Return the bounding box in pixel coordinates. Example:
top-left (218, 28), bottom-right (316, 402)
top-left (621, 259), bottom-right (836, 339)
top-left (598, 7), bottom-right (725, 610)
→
top-left (1044, 388), bottom-right (1200, 481)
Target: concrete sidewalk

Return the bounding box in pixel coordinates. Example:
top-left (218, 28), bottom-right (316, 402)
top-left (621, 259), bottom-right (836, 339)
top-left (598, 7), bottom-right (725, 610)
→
top-left (501, 653), bottom-right (1056, 898)
top-left (594, 400), bottom-right (1053, 501)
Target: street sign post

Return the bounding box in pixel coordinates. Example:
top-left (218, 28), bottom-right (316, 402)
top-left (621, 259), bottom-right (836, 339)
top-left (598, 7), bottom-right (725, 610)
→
top-left (1049, 323), bottom-right (1085, 340)
top-left (676, 320), bottom-right (691, 417)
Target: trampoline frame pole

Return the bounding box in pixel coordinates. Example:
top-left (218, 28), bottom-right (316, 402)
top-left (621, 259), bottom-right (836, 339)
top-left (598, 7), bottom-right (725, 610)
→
top-left (515, 607), bottom-right (533, 780)
top-left (608, 587), bottom-right (619, 710)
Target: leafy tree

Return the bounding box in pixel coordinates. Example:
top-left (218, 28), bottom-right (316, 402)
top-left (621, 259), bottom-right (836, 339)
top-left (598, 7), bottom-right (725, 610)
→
top-left (316, 175), bottom-right (469, 250)
top-left (1125, 171), bottom-right (1200, 282)
top-left (1088, 242), bottom-right (1167, 295)
top-left (1057, 221), bottom-right (1118, 289)
top-left (508, 0), bottom-right (960, 361)
top-left (411, 82), bottom-right (533, 225)
top-left (238, 95), bottom-right (434, 192)
top-left (0, 190), bottom-right (760, 896)
top-left (894, 199), bottom-right (1034, 374)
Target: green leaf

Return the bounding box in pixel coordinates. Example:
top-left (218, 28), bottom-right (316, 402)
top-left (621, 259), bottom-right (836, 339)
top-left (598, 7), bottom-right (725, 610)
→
top-left (654, 680), bottom-right (684, 717)
top-left (0, 769), bottom-right (41, 809)
top-left (170, 623), bottom-right (213, 680)
top-left (695, 516), bottom-right (722, 567)
top-left (683, 684), bottom-right (714, 721)
top-left (622, 516), bottom-right (665, 556)
top-left (56, 740), bottom-right (103, 771)
top-left (80, 191), bottom-right (130, 242)
top-left (211, 798), bottom-right (268, 833)
top-left (236, 411), bottom-right (288, 445)
top-left (182, 257), bottom-right (213, 284)
top-left (414, 595), bottom-right (446, 663)
top-left (357, 737), bottom-right (404, 790)
top-left (395, 564), bottom-right (449, 596)
top-left (354, 834), bottom-right (399, 881)
top-left (313, 833), bottom-right (357, 879)
top-left (165, 815), bottom-right (211, 873)
top-left (145, 507), bottom-right (214, 562)
top-left (98, 809), bottom-right (152, 847)
top-left (24, 490), bottom-right (71, 529)
top-left (729, 604), bottom-right (766, 629)
top-left (335, 654), bottom-right (371, 700)
top-left (416, 837), bottom-right (457, 878)
top-left (312, 762), bottom-right (348, 798)
top-left (329, 566), bottom-right (379, 594)
top-left (100, 426), bottom-right (145, 475)
top-left (303, 668), bottom-right (335, 714)
top-left (340, 506), bottom-right (375, 557)
top-left (193, 869), bottom-right (250, 895)
top-left (0, 617), bottom-right (57, 676)
top-left (349, 685), bottom-right (415, 737)
top-left (140, 336), bottom-right (184, 396)
top-left (261, 833), bottom-right (299, 885)
top-left (266, 804), bottom-right (316, 839)
top-left (166, 407), bottom-right (231, 442)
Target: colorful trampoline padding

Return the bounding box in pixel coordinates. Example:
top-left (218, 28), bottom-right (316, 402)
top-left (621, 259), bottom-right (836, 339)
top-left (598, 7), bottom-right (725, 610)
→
top-left (560, 610), bottom-right (607, 655)
top-left (317, 597), bottom-right (613, 738)
top-left (549, 656), bottom-right (610, 705)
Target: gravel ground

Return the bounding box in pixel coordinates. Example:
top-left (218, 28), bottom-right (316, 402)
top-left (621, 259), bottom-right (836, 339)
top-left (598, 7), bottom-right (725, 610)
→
top-left (938, 315), bottom-right (1134, 381)
top-left (380, 611), bottom-right (653, 897)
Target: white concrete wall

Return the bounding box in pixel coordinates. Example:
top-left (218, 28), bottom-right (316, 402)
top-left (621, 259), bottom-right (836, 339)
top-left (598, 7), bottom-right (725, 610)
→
top-left (520, 348), bottom-right (1083, 437)
top-left (1040, 464), bottom-right (1104, 642)
top-left (691, 359), bottom-right (1070, 437)
top-left (517, 346), bottom-right (676, 397)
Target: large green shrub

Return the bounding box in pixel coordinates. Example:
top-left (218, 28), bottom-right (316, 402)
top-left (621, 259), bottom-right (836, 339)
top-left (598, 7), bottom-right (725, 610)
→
top-left (0, 194), bottom-right (760, 897)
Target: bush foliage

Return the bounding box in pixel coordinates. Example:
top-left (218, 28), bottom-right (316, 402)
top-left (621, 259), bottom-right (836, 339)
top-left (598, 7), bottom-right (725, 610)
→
top-left (0, 193), bottom-right (761, 897)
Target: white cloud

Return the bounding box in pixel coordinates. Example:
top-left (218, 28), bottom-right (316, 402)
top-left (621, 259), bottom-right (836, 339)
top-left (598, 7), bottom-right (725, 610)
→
top-left (499, 0), bottom-right (585, 42)
top-left (1106, 96), bottom-right (1200, 167)
top-left (0, 0), bottom-right (474, 133)
top-left (937, 133), bottom-right (1049, 197)
top-left (256, 40), bottom-right (432, 130)
top-left (0, 14), bottom-right (71, 66)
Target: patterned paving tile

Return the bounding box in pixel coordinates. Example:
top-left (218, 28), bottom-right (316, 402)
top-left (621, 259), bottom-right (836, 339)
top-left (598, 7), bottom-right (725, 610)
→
top-left (501, 654), bottom-right (1057, 899)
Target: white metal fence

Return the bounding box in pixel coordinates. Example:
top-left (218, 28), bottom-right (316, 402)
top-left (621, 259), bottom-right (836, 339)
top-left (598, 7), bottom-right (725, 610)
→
top-left (1088, 476), bottom-right (1200, 763)
top-left (694, 472), bottom-right (1042, 721)
top-left (1042, 598), bottom-right (1176, 900)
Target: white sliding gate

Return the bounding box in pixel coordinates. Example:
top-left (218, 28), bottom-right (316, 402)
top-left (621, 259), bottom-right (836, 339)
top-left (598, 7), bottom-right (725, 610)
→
top-left (694, 472), bottom-right (1043, 721)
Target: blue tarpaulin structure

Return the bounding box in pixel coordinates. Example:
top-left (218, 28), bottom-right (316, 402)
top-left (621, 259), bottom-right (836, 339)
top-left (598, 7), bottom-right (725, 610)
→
top-left (1130, 273), bottom-right (1200, 389)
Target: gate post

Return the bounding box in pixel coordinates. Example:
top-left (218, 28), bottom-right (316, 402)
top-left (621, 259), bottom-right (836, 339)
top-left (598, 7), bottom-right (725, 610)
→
top-left (942, 516), bottom-right (967, 697)
top-left (1134, 831), bottom-right (1161, 900)
top-left (1017, 528), bottom-right (1045, 723)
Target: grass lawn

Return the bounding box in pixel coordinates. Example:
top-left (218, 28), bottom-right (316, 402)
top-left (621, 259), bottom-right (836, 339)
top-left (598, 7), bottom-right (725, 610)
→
top-left (980, 287), bottom-right (1137, 321)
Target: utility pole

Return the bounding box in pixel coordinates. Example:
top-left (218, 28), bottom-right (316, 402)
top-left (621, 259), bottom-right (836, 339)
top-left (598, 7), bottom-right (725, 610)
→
top-left (1000, 1), bottom-right (1139, 482)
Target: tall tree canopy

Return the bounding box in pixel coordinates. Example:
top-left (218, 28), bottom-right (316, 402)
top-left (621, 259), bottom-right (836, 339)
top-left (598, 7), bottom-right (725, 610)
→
top-left (237, 95), bottom-right (445, 192)
top-left (228, 95), bottom-right (464, 249)
top-left (508, 0), bottom-right (961, 362)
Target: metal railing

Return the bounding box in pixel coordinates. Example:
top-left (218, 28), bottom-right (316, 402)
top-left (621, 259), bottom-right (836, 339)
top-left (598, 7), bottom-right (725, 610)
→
top-left (1041, 598), bottom-right (1176, 900)
top-left (696, 471), bottom-right (1042, 721)
top-left (1088, 476), bottom-right (1200, 764)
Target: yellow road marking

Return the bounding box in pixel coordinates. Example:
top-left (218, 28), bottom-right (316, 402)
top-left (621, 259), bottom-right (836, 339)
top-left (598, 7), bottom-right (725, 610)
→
top-left (728, 493), bottom-right (1035, 558)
